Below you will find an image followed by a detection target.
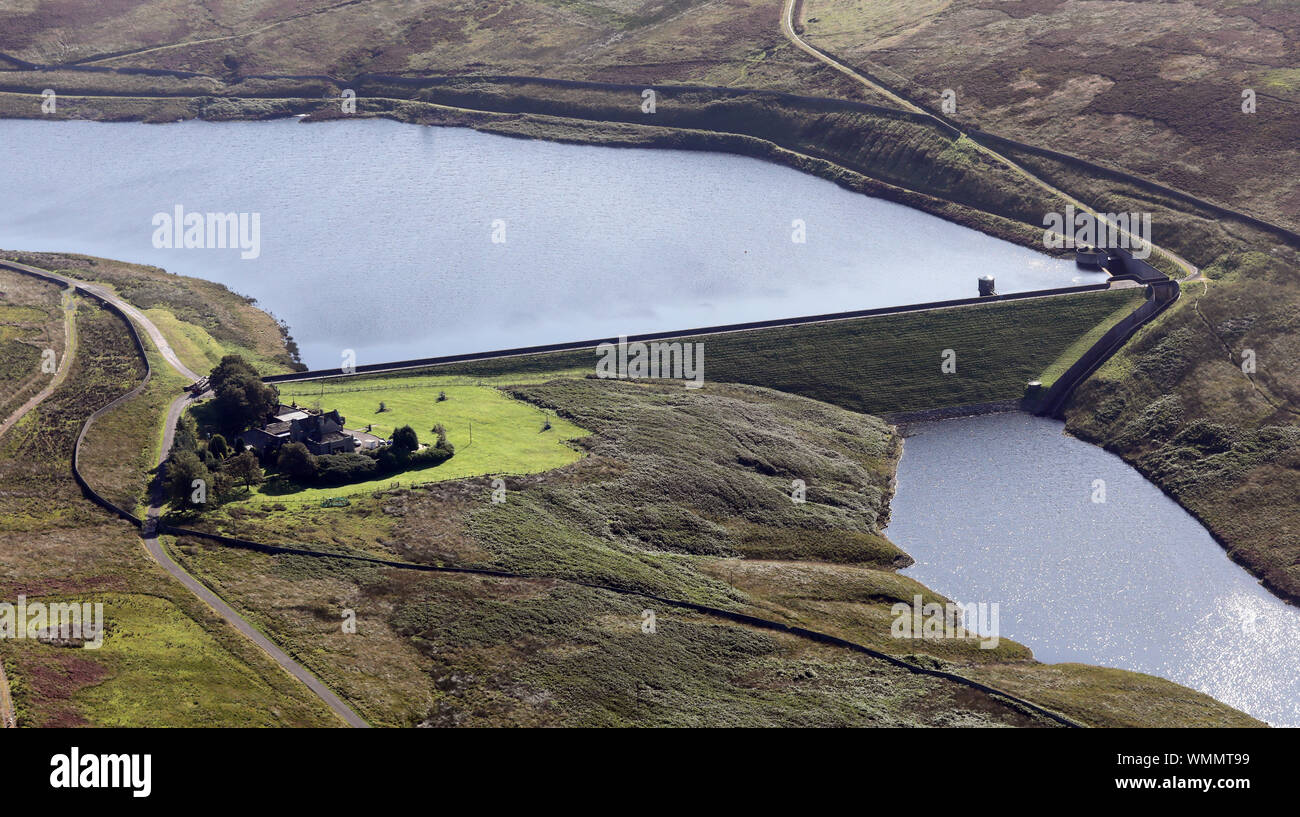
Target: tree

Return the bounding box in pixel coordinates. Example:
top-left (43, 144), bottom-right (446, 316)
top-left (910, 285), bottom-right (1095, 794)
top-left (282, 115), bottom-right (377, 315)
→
top-left (391, 425), bottom-right (419, 454)
top-left (171, 414), bottom-right (198, 456)
top-left (425, 423), bottom-right (454, 461)
top-left (212, 471), bottom-right (237, 502)
top-left (166, 450), bottom-right (211, 510)
top-left (376, 448), bottom-right (399, 473)
top-left (208, 433), bottom-right (229, 459)
top-left (227, 449), bottom-right (264, 490)
top-left (200, 447), bottom-right (222, 471)
top-left (276, 442), bottom-right (318, 481)
top-left (208, 354), bottom-right (278, 432)
top-left (208, 354), bottom-right (260, 393)
top-left (315, 453), bottom-right (377, 485)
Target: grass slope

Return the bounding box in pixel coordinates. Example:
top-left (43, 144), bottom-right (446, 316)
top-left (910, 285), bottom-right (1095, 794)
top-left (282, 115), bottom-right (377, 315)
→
top-left (0, 268), bottom-right (66, 421)
top-left (173, 377), bottom-right (1256, 727)
top-left (1, 250), bottom-right (301, 374)
top-left (14, 592), bottom-right (321, 727)
top-left (0, 0), bottom-right (865, 100)
top-left (800, 0), bottom-right (1300, 234)
top-left (1067, 251), bottom-right (1300, 604)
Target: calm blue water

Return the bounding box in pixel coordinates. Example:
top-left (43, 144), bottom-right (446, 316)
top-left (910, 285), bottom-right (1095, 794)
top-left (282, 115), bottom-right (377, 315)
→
top-left (888, 412), bottom-right (1300, 727)
top-left (0, 117), bottom-right (1102, 368)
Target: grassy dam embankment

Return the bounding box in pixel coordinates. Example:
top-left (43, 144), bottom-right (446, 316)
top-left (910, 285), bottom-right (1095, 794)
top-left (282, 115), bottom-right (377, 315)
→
top-left (271, 287), bottom-right (1145, 417)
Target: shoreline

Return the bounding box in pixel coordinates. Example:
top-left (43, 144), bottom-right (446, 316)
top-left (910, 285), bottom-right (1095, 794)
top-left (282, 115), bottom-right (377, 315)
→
top-left (0, 83), bottom-right (1069, 261)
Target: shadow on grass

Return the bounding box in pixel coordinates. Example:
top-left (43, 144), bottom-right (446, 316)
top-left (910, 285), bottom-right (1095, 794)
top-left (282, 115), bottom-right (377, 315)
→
top-left (256, 477), bottom-right (309, 497)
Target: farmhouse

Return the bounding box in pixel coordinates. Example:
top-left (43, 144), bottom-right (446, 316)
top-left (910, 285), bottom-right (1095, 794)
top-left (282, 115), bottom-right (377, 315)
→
top-left (238, 404), bottom-right (359, 457)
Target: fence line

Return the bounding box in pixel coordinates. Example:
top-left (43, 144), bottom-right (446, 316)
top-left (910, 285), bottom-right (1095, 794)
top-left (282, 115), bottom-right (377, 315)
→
top-left (279, 378), bottom-right (500, 396)
top-left (157, 519), bottom-right (1082, 727)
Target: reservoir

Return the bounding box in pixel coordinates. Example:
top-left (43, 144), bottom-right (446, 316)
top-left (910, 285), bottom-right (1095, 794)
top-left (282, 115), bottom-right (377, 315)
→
top-left (887, 412), bottom-right (1300, 727)
top-left (0, 117), bottom-right (1102, 368)
top-left (2, 114), bottom-right (1288, 727)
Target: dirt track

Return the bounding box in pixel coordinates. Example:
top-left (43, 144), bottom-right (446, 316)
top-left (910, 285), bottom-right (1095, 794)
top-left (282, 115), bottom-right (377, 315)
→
top-left (0, 287), bottom-right (77, 441)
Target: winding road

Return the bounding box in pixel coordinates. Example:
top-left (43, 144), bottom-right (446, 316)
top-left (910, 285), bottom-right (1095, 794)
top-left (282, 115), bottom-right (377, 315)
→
top-left (779, 0), bottom-right (1200, 282)
top-left (146, 391), bottom-right (369, 727)
top-left (0, 261), bottom-right (200, 382)
top-left (0, 258), bottom-right (367, 728)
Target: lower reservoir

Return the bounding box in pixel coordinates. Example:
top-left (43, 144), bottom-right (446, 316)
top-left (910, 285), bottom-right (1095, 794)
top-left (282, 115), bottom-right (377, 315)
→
top-left (886, 412), bottom-right (1300, 727)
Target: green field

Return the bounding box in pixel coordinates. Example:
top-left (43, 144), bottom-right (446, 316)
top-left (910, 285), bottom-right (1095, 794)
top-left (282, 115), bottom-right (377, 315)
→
top-left (6, 592), bottom-right (342, 727)
top-left (69, 593), bottom-right (330, 727)
top-left (235, 374), bottom-right (591, 503)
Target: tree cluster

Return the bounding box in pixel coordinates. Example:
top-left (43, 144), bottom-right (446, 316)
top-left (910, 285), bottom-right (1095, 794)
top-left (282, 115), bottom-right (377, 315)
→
top-left (165, 415), bottom-right (265, 512)
top-left (209, 354), bottom-right (279, 433)
top-left (273, 424), bottom-right (455, 487)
